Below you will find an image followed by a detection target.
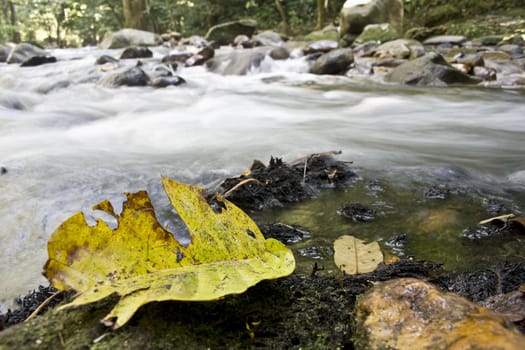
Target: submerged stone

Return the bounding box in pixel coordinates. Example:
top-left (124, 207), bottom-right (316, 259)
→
top-left (354, 278), bottom-right (525, 350)
top-left (120, 47), bottom-right (153, 59)
top-left (20, 55), bottom-right (57, 67)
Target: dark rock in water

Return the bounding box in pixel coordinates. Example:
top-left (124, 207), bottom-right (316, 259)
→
top-left (216, 153), bottom-right (357, 211)
top-left (120, 46), bottom-right (153, 59)
top-left (1, 166), bottom-right (7, 175)
top-left (162, 52), bottom-right (193, 64)
top-left (20, 55), bottom-right (56, 67)
top-left (99, 28), bottom-right (162, 49)
top-left (386, 52), bottom-right (481, 86)
top-left (151, 76), bottom-right (186, 88)
top-left (423, 35), bottom-right (466, 46)
top-left (185, 46), bottom-right (215, 66)
top-left (100, 66), bottom-right (150, 87)
top-left (268, 47), bottom-right (289, 60)
top-left (260, 223), bottom-right (312, 245)
top-left (6, 43), bottom-right (47, 64)
top-left (205, 19), bottom-right (257, 46)
top-left (462, 225), bottom-right (504, 240)
top-left (385, 233), bottom-right (407, 256)
top-left (310, 48), bottom-right (354, 75)
top-left (337, 203), bottom-right (375, 222)
top-left (180, 35), bottom-right (211, 49)
top-left (95, 55), bottom-right (118, 65)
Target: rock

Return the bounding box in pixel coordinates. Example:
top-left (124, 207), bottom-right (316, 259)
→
top-left (499, 44), bottom-right (523, 56)
top-left (303, 40), bottom-right (339, 54)
top-left (233, 35), bottom-right (254, 48)
top-left (475, 35), bottom-right (505, 46)
top-left (373, 39), bottom-right (424, 59)
top-left (100, 66), bottom-right (150, 87)
top-left (303, 25), bottom-right (340, 42)
top-left (473, 66), bottom-right (497, 81)
top-left (337, 203), bottom-right (375, 222)
top-left (354, 278), bottom-right (525, 350)
top-left (95, 55), bottom-right (119, 65)
top-left (160, 32), bottom-right (182, 42)
top-left (151, 76), bottom-right (186, 88)
top-left (20, 55), bottom-right (57, 67)
top-left (310, 48), bottom-right (354, 75)
top-left (180, 35), bottom-right (211, 48)
top-left (386, 52), bottom-right (481, 86)
top-left (268, 47), bottom-right (289, 60)
top-left (0, 45), bottom-right (12, 62)
top-left (6, 43), bottom-right (47, 64)
top-left (340, 0), bottom-right (403, 37)
top-left (423, 35), bottom-right (466, 46)
top-left (100, 29), bottom-right (162, 49)
top-left (404, 25), bottom-right (446, 41)
top-left (185, 46), bottom-right (215, 66)
top-left (253, 31), bottom-right (284, 47)
top-left (0, 166), bottom-right (7, 175)
top-left (162, 52), bottom-right (193, 65)
top-left (120, 47), bottom-right (153, 59)
top-left (206, 47), bottom-right (271, 75)
top-left (481, 51), bottom-right (512, 61)
top-left (354, 23), bottom-right (398, 44)
top-left (205, 19), bottom-right (257, 46)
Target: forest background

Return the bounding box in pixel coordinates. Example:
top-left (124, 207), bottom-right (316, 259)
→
top-left (1, 0), bottom-right (524, 48)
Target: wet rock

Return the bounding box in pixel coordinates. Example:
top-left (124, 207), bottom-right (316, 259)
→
top-left (268, 47), bottom-right (289, 60)
top-left (423, 35), bottom-right (466, 46)
top-left (310, 48), bottom-right (354, 75)
top-left (6, 43), bottom-right (47, 64)
top-left (215, 153), bottom-right (357, 211)
top-left (207, 47), bottom-right (270, 75)
top-left (20, 55), bottom-right (57, 67)
top-left (303, 40), bottom-right (339, 55)
top-left (162, 52), bottom-right (193, 65)
top-left (233, 34), bottom-right (254, 48)
top-left (186, 46), bottom-right (215, 66)
top-left (120, 46), bottom-right (153, 59)
top-left (499, 44), bottom-right (523, 56)
top-left (354, 278), bottom-right (525, 350)
top-left (352, 40), bottom-right (380, 57)
top-left (384, 233), bottom-right (407, 256)
top-left (99, 29), bottom-right (162, 49)
top-left (260, 223), bottom-right (312, 245)
top-left (0, 166), bottom-right (7, 175)
top-left (424, 184), bottom-right (449, 199)
top-left (95, 55), bottom-right (119, 65)
top-left (100, 66), bottom-right (150, 87)
top-left (386, 52), bottom-right (481, 86)
top-left (473, 66), bottom-right (497, 81)
top-left (355, 23), bottom-right (398, 44)
top-left (205, 19), bottom-right (257, 46)
top-left (253, 31), bottom-right (284, 47)
top-left (373, 38), bottom-right (424, 59)
top-left (303, 25), bottom-right (340, 42)
top-left (161, 31), bottom-right (182, 43)
top-left (340, 0), bottom-right (403, 37)
top-left (462, 225), bottom-right (503, 240)
top-left (180, 35), bottom-right (211, 49)
top-left (337, 203), bottom-right (375, 222)
top-left (481, 50), bottom-right (512, 61)
top-left (475, 35), bottom-right (504, 46)
top-left (0, 45), bottom-right (12, 62)
top-left (480, 290), bottom-right (525, 322)
top-left (151, 76), bottom-right (186, 88)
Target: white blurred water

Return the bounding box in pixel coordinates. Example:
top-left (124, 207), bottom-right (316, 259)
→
top-left (1, 46), bottom-right (524, 309)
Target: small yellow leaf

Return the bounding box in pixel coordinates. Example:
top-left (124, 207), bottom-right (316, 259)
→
top-left (44, 177), bottom-right (295, 329)
top-left (333, 235), bottom-right (383, 275)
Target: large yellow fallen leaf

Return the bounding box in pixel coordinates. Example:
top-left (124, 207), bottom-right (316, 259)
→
top-left (333, 235), bottom-right (383, 275)
top-left (44, 177), bottom-right (295, 329)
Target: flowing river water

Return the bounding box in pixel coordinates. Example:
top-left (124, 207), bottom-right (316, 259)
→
top-left (1, 46), bottom-right (524, 310)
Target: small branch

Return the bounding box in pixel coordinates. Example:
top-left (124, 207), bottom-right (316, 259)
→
top-left (24, 291), bottom-right (63, 323)
top-left (223, 178), bottom-right (262, 198)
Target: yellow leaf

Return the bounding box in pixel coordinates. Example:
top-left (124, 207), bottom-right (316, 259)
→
top-left (44, 177), bottom-right (295, 329)
top-left (333, 235), bottom-right (383, 275)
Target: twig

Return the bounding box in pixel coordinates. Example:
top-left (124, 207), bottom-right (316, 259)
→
top-left (223, 178), bottom-right (262, 197)
top-left (24, 291), bottom-right (63, 323)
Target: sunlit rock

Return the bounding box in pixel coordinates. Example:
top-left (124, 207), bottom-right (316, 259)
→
top-left (310, 48), bottom-right (354, 75)
top-left (354, 23), bottom-right (398, 44)
top-left (100, 29), bottom-right (162, 49)
top-left (340, 0), bottom-right (403, 38)
top-left (354, 278), bottom-right (525, 350)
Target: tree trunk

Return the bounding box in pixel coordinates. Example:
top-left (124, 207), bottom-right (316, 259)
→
top-left (316, 0), bottom-right (327, 30)
top-left (274, 0), bottom-right (289, 35)
top-left (122, 0), bottom-right (146, 30)
top-left (8, 1), bottom-right (20, 42)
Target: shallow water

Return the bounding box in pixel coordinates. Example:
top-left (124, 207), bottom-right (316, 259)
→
top-left (1, 46), bottom-right (524, 310)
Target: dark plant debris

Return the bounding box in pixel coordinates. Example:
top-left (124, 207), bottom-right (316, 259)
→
top-left (337, 203), bottom-right (375, 222)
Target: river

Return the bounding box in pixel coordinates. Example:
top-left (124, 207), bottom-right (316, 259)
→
top-left (1, 46), bottom-right (524, 310)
